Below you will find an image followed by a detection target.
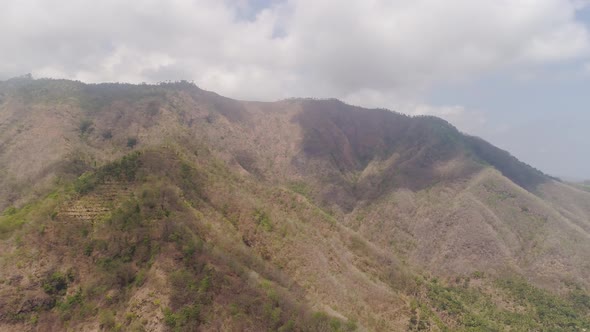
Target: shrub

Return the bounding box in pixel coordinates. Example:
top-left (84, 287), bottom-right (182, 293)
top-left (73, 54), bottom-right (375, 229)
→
top-left (135, 269), bottom-right (147, 287)
top-left (99, 310), bottom-right (116, 330)
top-left (84, 243), bottom-right (93, 256)
top-left (57, 287), bottom-right (83, 312)
top-left (100, 151), bottom-right (141, 181)
top-left (289, 181), bottom-right (310, 198)
top-left (42, 271), bottom-right (70, 296)
top-left (254, 208), bottom-right (272, 231)
top-left (79, 119), bottom-right (93, 134)
top-left (2, 206), bottom-right (17, 216)
top-left (146, 100), bottom-right (160, 116)
top-left (74, 172), bottom-right (98, 194)
top-left (306, 312), bottom-right (356, 332)
top-left (570, 290), bottom-right (590, 311)
top-left (127, 137), bottom-right (138, 148)
top-left (102, 130), bottom-right (113, 139)
top-left (74, 151), bottom-right (142, 194)
top-left (164, 305), bottom-right (201, 330)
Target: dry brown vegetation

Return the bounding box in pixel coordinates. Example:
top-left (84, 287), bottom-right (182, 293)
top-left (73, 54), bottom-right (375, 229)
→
top-left (0, 77), bottom-right (589, 331)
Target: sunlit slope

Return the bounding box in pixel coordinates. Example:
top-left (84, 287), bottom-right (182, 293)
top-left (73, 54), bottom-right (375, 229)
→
top-left (0, 77), bottom-right (589, 331)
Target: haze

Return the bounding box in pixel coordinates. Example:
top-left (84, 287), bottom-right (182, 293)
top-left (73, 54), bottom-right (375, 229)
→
top-left (1, 0), bottom-right (589, 179)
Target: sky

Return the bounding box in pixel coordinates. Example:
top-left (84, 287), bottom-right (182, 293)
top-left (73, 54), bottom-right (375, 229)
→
top-left (1, 0), bottom-right (589, 179)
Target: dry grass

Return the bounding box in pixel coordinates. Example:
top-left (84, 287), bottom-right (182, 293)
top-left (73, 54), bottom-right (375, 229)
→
top-left (0, 79), bottom-right (589, 331)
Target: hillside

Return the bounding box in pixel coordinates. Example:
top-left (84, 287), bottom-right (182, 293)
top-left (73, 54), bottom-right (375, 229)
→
top-left (1, 77), bottom-right (590, 331)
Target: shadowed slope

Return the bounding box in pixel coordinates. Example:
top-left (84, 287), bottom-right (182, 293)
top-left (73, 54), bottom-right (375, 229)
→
top-left (296, 98), bottom-right (548, 191)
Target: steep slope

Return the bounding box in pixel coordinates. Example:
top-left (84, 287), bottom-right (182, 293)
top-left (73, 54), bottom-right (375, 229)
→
top-left (0, 77), bottom-right (589, 331)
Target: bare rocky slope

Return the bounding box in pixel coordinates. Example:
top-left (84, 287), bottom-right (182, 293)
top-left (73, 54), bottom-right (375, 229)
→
top-left (0, 76), bottom-right (589, 331)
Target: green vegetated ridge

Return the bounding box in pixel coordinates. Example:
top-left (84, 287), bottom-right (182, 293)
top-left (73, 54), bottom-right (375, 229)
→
top-left (2, 149), bottom-right (589, 331)
top-left (412, 274), bottom-right (590, 331)
top-left (0, 148), bottom-right (360, 331)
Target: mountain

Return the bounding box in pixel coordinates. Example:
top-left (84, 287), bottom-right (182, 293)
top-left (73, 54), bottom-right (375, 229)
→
top-left (1, 76), bottom-right (590, 331)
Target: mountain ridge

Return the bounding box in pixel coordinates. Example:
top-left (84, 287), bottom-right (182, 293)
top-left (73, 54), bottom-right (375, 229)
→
top-left (0, 77), bottom-right (589, 331)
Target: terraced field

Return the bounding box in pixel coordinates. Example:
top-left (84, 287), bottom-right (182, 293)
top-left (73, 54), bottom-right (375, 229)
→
top-left (59, 182), bottom-right (132, 224)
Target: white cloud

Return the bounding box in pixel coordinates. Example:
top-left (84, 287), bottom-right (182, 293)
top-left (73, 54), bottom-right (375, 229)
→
top-left (340, 88), bottom-right (487, 135)
top-left (1, 0), bottom-right (589, 117)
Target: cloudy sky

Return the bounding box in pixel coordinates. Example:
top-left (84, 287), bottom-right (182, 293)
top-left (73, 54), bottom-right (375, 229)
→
top-left (2, 0), bottom-right (590, 179)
